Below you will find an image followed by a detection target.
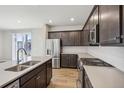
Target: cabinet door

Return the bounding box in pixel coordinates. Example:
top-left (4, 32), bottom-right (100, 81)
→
top-left (61, 32), bottom-right (70, 46)
top-left (83, 30), bottom-right (90, 46)
top-left (61, 54), bottom-right (69, 68)
top-left (93, 6), bottom-right (99, 26)
top-left (89, 15), bottom-right (94, 30)
top-left (48, 32), bottom-right (61, 39)
top-left (21, 76), bottom-right (36, 88)
top-left (47, 59), bottom-right (52, 85)
top-left (72, 31), bottom-right (81, 46)
top-left (68, 54), bottom-right (77, 68)
top-left (99, 5), bottom-right (120, 45)
top-left (36, 64), bottom-right (47, 88)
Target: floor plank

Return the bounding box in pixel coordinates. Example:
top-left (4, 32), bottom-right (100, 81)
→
top-left (48, 68), bottom-right (78, 88)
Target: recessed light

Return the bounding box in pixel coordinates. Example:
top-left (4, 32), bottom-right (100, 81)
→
top-left (49, 20), bottom-right (52, 23)
top-left (70, 17), bottom-right (74, 22)
top-left (17, 20), bottom-right (21, 23)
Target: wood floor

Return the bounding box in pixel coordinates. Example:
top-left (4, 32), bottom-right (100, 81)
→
top-left (48, 68), bottom-right (78, 88)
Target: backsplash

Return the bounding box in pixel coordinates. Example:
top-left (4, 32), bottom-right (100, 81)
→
top-left (88, 46), bottom-right (124, 72)
top-left (62, 46), bottom-right (87, 54)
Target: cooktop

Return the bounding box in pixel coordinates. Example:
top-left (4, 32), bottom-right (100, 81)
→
top-left (80, 58), bottom-right (113, 67)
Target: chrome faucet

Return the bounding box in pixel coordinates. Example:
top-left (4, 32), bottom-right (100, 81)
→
top-left (17, 48), bottom-right (27, 65)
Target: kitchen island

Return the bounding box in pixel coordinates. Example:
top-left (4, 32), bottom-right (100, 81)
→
top-left (0, 56), bottom-right (52, 88)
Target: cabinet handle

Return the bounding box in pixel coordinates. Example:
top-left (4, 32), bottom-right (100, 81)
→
top-left (36, 76), bottom-right (41, 80)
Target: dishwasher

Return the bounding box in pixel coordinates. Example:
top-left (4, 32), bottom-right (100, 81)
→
top-left (5, 80), bottom-right (20, 88)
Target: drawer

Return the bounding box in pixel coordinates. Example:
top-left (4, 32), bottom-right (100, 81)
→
top-left (20, 63), bottom-right (46, 86)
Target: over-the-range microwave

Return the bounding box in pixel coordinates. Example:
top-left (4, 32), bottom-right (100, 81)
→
top-left (89, 24), bottom-right (99, 46)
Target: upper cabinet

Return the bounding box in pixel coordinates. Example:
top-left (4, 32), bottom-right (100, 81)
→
top-left (81, 6), bottom-right (99, 46)
top-left (48, 31), bottom-right (82, 46)
top-left (82, 5), bottom-right (124, 46)
top-left (99, 5), bottom-right (121, 45)
top-left (48, 32), bottom-right (61, 39)
top-left (81, 22), bottom-right (90, 46)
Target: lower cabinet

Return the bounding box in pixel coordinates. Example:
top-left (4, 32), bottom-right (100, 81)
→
top-left (20, 59), bottom-right (52, 88)
top-left (83, 69), bottom-right (93, 88)
top-left (36, 64), bottom-right (47, 88)
top-left (21, 76), bottom-right (36, 88)
top-left (61, 54), bottom-right (78, 68)
top-left (46, 59), bottom-right (52, 86)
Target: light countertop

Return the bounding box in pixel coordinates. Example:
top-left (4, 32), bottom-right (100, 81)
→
top-left (83, 65), bottom-right (124, 88)
top-left (0, 56), bottom-right (52, 88)
top-left (77, 53), bottom-right (95, 59)
top-left (61, 53), bottom-right (95, 59)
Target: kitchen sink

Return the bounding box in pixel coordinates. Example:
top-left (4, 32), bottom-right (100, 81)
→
top-left (21, 61), bottom-right (41, 66)
top-left (5, 65), bottom-right (28, 72)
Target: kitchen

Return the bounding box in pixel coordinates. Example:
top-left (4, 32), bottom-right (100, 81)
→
top-left (0, 4), bottom-right (124, 89)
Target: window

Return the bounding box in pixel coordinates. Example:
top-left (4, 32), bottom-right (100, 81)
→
top-left (12, 33), bottom-right (31, 63)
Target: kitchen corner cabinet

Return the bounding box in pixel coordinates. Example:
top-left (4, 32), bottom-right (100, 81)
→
top-left (99, 5), bottom-right (121, 45)
top-left (81, 21), bottom-right (90, 46)
top-left (20, 59), bottom-right (52, 88)
top-left (61, 54), bottom-right (78, 68)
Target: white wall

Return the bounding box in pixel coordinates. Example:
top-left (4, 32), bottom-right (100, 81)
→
top-left (62, 46), bottom-right (87, 54)
top-left (88, 46), bottom-right (124, 72)
top-left (1, 24), bottom-right (48, 59)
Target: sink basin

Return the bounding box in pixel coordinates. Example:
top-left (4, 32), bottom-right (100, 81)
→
top-left (21, 61), bottom-right (41, 66)
top-left (5, 65), bottom-right (28, 72)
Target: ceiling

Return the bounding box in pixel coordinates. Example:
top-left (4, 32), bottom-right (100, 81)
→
top-left (0, 5), bottom-right (93, 29)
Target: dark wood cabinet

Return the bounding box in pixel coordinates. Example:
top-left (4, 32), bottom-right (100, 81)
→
top-left (48, 32), bottom-right (61, 39)
top-left (36, 63), bottom-right (47, 88)
top-left (21, 76), bottom-right (36, 88)
top-left (20, 59), bottom-right (52, 88)
top-left (81, 30), bottom-right (90, 46)
top-left (81, 20), bottom-right (90, 46)
top-left (48, 31), bottom-right (81, 46)
top-left (61, 54), bottom-right (77, 68)
top-left (122, 6), bottom-right (124, 44)
top-left (99, 5), bottom-right (121, 45)
top-left (83, 70), bottom-right (93, 88)
top-left (61, 32), bottom-right (70, 46)
top-left (61, 54), bottom-right (69, 68)
top-left (93, 6), bottom-right (99, 26)
top-left (46, 59), bottom-right (52, 86)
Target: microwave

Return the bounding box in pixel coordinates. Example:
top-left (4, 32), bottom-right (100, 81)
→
top-left (89, 24), bottom-right (99, 45)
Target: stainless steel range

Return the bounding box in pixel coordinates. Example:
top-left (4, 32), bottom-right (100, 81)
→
top-left (76, 58), bottom-right (113, 88)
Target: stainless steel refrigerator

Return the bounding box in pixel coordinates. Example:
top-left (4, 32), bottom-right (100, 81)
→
top-left (45, 39), bottom-right (60, 68)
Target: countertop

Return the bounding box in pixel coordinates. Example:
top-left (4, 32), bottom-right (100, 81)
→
top-left (77, 53), bottom-right (95, 59)
top-left (83, 65), bottom-right (124, 88)
top-left (61, 53), bottom-right (95, 59)
top-left (0, 56), bottom-right (52, 88)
